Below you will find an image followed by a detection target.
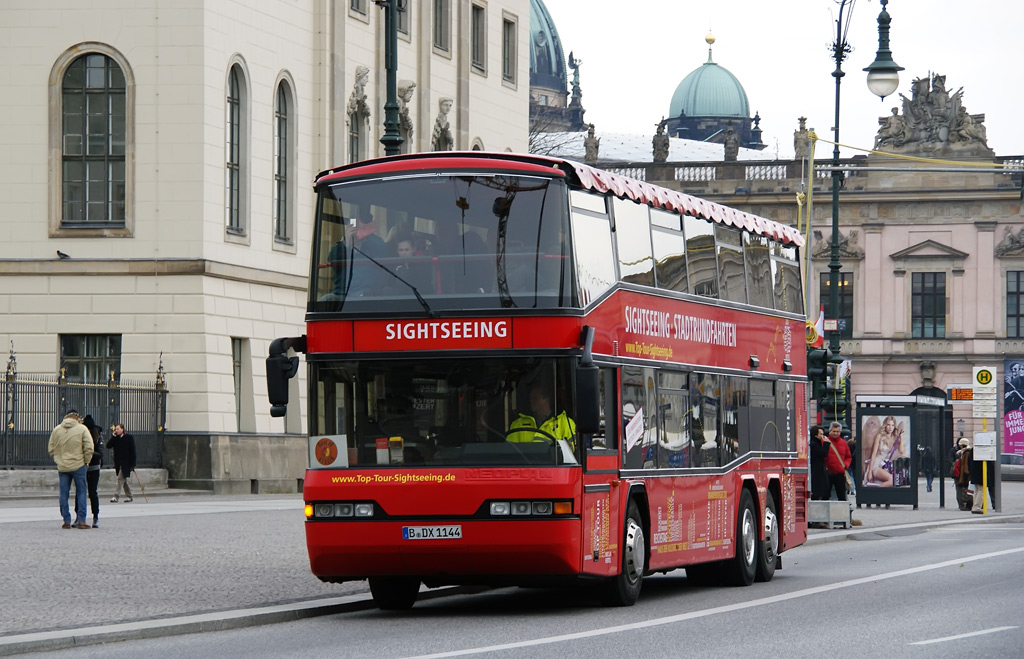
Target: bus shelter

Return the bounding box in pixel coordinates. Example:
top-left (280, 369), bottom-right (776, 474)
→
top-left (855, 394), bottom-right (947, 509)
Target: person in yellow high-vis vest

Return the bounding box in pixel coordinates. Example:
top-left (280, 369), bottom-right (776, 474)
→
top-left (507, 383), bottom-right (576, 451)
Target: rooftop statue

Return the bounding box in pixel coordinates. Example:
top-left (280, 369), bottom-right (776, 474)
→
top-left (874, 73), bottom-right (992, 156)
top-left (652, 119), bottom-right (670, 163)
top-left (583, 123), bottom-right (599, 165)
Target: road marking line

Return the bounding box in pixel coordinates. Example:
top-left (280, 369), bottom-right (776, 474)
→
top-left (403, 546), bottom-right (1024, 659)
top-left (909, 626), bottom-right (1018, 645)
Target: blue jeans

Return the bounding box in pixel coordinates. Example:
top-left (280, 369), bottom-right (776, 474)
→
top-left (59, 466), bottom-right (88, 524)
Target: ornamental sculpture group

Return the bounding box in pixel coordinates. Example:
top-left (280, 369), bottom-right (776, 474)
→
top-left (874, 73), bottom-right (991, 156)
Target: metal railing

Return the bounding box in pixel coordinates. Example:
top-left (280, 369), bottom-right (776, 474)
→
top-left (2, 369), bottom-right (167, 468)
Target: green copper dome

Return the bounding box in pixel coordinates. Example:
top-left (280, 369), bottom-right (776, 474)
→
top-left (669, 45), bottom-right (749, 119)
top-left (529, 0), bottom-right (567, 93)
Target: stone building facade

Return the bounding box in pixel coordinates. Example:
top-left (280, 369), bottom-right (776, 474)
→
top-left (602, 75), bottom-right (1022, 444)
top-left (0, 0), bottom-right (530, 492)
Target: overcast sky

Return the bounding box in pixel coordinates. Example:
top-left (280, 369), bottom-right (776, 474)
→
top-left (540, 0), bottom-right (1023, 160)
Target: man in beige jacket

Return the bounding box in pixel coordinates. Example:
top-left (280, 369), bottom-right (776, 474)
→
top-left (47, 410), bottom-right (94, 529)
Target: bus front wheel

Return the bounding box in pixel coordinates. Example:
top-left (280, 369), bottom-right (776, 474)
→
top-left (602, 499), bottom-right (645, 606)
top-left (723, 488), bottom-right (757, 587)
top-left (368, 577), bottom-right (420, 610)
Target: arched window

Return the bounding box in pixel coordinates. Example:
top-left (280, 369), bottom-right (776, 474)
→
top-left (61, 53), bottom-right (126, 225)
top-left (273, 82), bottom-right (292, 243)
top-left (225, 61), bottom-right (249, 238)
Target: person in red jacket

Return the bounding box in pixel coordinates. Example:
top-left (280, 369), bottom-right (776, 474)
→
top-left (823, 422), bottom-right (852, 501)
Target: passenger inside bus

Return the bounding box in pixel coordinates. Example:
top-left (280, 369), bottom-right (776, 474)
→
top-left (507, 380), bottom-right (577, 451)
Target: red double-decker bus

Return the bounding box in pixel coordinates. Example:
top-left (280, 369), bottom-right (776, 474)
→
top-left (267, 151), bottom-right (809, 609)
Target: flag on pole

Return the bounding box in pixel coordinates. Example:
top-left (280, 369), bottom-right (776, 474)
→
top-left (806, 304), bottom-right (825, 348)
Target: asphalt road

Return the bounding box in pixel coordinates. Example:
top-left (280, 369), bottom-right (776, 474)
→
top-left (8, 522), bottom-right (1024, 658)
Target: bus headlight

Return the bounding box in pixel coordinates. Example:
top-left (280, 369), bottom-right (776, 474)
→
top-left (532, 501), bottom-right (553, 515)
top-left (354, 503), bottom-right (374, 517)
top-left (511, 501), bottom-right (532, 515)
top-left (490, 501), bottom-right (510, 515)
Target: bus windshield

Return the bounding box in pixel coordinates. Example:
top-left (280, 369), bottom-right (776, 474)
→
top-left (311, 356), bottom-right (580, 467)
top-left (310, 174), bottom-right (576, 313)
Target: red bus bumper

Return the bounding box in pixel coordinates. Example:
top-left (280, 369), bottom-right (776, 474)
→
top-left (306, 519), bottom-right (581, 582)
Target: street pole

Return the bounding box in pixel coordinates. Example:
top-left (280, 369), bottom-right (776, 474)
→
top-left (821, 0), bottom-right (902, 429)
top-left (828, 2), bottom-right (848, 360)
top-left (377, 0), bottom-right (404, 156)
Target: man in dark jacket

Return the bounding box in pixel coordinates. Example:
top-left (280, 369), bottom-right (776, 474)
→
top-left (107, 423), bottom-right (137, 503)
top-left (78, 415), bottom-right (103, 528)
top-left (809, 425), bottom-right (828, 500)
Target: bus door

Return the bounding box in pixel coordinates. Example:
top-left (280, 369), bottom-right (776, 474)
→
top-left (581, 367), bottom-right (619, 577)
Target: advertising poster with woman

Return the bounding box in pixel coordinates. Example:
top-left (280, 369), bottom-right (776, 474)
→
top-left (1005, 360), bottom-right (1024, 456)
top-left (861, 414), bottom-right (912, 488)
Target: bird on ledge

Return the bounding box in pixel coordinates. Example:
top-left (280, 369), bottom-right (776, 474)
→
top-left (56, 250), bottom-right (70, 259)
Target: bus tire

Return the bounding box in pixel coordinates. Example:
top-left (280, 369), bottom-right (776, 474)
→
top-left (602, 499), bottom-right (645, 606)
top-left (368, 577), bottom-right (420, 610)
top-left (723, 488), bottom-right (757, 587)
top-left (755, 490), bottom-right (779, 583)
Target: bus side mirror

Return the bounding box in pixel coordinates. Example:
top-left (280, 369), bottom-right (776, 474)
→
top-left (266, 336), bottom-right (306, 418)
top-left (266, 354), bottom-right (298, 417)
top-left (575, 363), bottom-right (600, 435)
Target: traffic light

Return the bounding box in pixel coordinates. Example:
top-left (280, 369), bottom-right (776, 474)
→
top-left (807, 347), bottom-right (832, 399)
top-left (826, 363), bottom-right (839, 391)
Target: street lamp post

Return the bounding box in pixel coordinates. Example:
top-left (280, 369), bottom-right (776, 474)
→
top-left (823, 0), bottom-right (902, 426)
top-left (376, 0), bottom-right (405, 156)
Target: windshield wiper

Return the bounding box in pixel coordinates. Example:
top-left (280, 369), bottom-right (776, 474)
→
top-left (350, 243), bottom-right (435, 317)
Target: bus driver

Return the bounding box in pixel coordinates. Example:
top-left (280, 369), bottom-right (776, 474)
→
top-left (507, 382), bottom-right (577, 451)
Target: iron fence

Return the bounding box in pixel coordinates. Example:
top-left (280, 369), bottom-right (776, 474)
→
top-left (1, 372), bottom-right (167, 468)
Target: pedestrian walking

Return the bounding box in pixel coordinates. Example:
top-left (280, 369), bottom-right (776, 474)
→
top-left (76, 414), bottom-right (103, 528)
top-left (106, 423), bottom-right (136, 503)
top-left (47, 410), bottom-right (94, 529)
top-left (920, 444), bottom-right (936, 492)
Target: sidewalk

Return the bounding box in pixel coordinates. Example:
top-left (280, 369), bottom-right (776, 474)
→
top-left (807, 477), bottom-right (1024, 543)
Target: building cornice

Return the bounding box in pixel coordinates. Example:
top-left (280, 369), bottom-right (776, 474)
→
top-left (0, 259), bottom-right (307, 291)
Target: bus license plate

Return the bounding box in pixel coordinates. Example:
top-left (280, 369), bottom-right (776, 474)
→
top-left (402, 525), bottom-right (462, 540)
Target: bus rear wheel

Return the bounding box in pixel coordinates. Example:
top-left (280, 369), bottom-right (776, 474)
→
top-left (723, 488), bottom-right (757, 587)
top-left (368, 577), bottom-right (420, 610)
top-left (755, 491), bottom-right (779, 583)
top-left (602, 499), bottom-right (645, 606)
